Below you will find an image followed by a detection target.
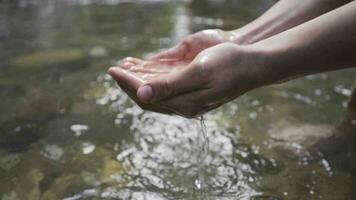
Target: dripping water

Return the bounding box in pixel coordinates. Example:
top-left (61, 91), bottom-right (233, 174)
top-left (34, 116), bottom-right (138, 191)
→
top-left (195, 115), bottom-right (209, 199)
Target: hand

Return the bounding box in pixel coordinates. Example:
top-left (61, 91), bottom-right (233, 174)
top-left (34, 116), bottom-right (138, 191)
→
top-left (109, 43), bottom-right (269, 118)
top-left (108, 57), bottom-right (191, 114)
top-left (150, 29), bottom-right (234, 61)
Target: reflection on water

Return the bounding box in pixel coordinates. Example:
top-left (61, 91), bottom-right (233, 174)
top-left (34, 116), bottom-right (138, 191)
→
top-left (0, 0), bottom-right (356, 199)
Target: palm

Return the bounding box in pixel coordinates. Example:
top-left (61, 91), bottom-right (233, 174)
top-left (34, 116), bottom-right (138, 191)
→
top-left (150, 29), bottom-right (230, 61)
top-left (120, 57), bottom-right (191, 82)
top-left (108, 57), bottom-right (192, 114)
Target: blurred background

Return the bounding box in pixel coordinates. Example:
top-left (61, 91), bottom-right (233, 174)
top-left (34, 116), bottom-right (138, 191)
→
top-left (0, 0), bottom-right (355, 199)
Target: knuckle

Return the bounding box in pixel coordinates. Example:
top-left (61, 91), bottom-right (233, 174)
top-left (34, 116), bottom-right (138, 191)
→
top-left (161, 78), bottom-right (173, 99)
top-left (151, 79), bottom-right (173, 101)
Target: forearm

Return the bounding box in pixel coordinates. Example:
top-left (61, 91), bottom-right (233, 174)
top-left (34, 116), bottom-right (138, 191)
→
top-left (229, 0), bottom-right (352, 45)
top-left (251, 1), bottom-right (356, 85)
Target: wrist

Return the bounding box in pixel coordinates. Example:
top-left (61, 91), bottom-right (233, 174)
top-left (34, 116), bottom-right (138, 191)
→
top-left (227, 29), bottom-right (258, 45)
top-left (240, 43), bottom-right (285, 88)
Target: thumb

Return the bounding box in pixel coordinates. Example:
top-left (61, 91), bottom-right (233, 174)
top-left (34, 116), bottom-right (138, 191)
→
top-left (137, 64), bottom-right (204, 103)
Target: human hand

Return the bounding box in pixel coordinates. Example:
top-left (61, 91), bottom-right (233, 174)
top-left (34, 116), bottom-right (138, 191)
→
top-left (150, 29), bottom-right (234, 61)
top-left (109, 43), bottom-right (269, 118)
top-left (108, 57), bottom-right (191, 115)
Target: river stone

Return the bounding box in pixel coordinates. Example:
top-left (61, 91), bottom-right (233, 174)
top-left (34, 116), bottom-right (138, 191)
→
top-left (40, 144), bottom-right (64, 161)
top-left (0, 153), bottom-right (21, 171)
top-left (1, 191), bottom-right (19, 200)
top-left (10, 49), bottom-right (86, 69)
top-left (267, 119), bottom-right (334, 147)
top-left (0, 120), bottom-right (45, 152)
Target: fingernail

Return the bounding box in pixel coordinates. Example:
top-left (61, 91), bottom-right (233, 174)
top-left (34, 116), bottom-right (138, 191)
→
top-left (137, 85), bottom-right (153, 102)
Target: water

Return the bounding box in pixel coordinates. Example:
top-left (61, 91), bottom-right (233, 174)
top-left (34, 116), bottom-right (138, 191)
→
top-left (195, 116), bottom-right (209, 199)
top-left (0, 0), bottom-right (356, 199)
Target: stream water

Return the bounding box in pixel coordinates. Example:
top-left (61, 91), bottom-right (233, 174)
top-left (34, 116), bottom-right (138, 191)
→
top-left (1, 0), bottom-right (356, 199)
top-left (195, 116), bottom-right (209, 199)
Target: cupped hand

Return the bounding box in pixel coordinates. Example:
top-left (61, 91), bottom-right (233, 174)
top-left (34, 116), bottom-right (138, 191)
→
top-left (150, 29), bottom-right (234, 62)
top-left (108, 57), bottom-right (191, 114)
top-left (109, 43), bottom-right (268, 118)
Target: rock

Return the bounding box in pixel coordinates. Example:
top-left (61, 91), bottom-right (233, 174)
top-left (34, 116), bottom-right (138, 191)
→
top-left (0, 100), bottom-right (61, 152)
top-left (89, 46), bottom-right (108, 58)
top-left (83, 83), bottom-right (106, 100)
top-left (40, 174), bottom-right (86, 200)
top-left (40, 144), bottom-right (64, 161)
top-left (67, 145), bottom-right (127, 186)
top-left (15, 169), bottom-right (44, 200)
top-left (267, 119), bottom-right (334, 147)
top-left (1, 190), bottom-right (19, 200)
top-left (0, 153), bottom-right (21, 171)
top-left (0, 120), bottom-right (46, 152)
top-left (40, 145), bottom-right (127, 198)
top-left (10, 49), bottom-right (86, 69)
top-left (70, 101), bottom-right (97, 115)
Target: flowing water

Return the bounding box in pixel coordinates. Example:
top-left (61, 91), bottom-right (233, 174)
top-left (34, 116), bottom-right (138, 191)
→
top-left (195, 116), bottom-right (209, 199)
top-left (1, 0), bottom-right (356, 200)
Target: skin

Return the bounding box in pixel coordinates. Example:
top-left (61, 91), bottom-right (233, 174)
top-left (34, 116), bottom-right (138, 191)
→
top-left (230, 0), bottom-right (353, 45)
top-left (108, 0), bottom-right (356, 118)
top-left (150, 0), bottom-right (353, 58)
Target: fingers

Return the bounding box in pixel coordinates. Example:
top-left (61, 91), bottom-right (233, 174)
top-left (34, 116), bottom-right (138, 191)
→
top-left (107, 67), bottom-right (144, 90)
top-left (120, 57), bottom-right (143, 69)
top-left (136, 63), bottom-right (208, 103)
top-left (122, 57), bottom-right (143, 65)
top-left (121, 62), bottom-right (135, 69)
top-left (149, 41), bottom-right (188, 61)
top-left (156, 89), bottom-right (217, 118)
top-left (128, 65), bottom-right (170, 74)
top-left (119, 82), bottom-right (173, 115)
top-left (108, 67), bottom-right (173, 114)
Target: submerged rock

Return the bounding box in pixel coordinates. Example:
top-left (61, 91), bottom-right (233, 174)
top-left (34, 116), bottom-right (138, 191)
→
top-left (0, 99), bottom-right (62, 152)
top-left (39, 145), bottom-right (127, 198)
top-left (89, 46), bottom-right (108, 58)
top-left (40, 174), bottom-right (87, 200)
top-left (267, 119), bottom-right (334, 148)
top-left (10, 49), bottom-right (86, 69)
top-left (0, 153), bottom-right (21, 171)
top-left (15, 168), bottom-right (44, 200)
top-left (1, 190), bottom-right (19, 200)
top-left (0, 120), bottom-right (46, 152)
top-left (40, 144), bottom-right (64, 161)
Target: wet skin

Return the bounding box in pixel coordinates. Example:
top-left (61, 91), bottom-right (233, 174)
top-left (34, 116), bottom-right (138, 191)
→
top-left (108, 43), bottom-right (264, 118)
top-left (109, 1), bottom-right (356, 118)
top-left (108, 28), bottom-right (235, 117)
top-left (109, 57), bottom-right (190, 115)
